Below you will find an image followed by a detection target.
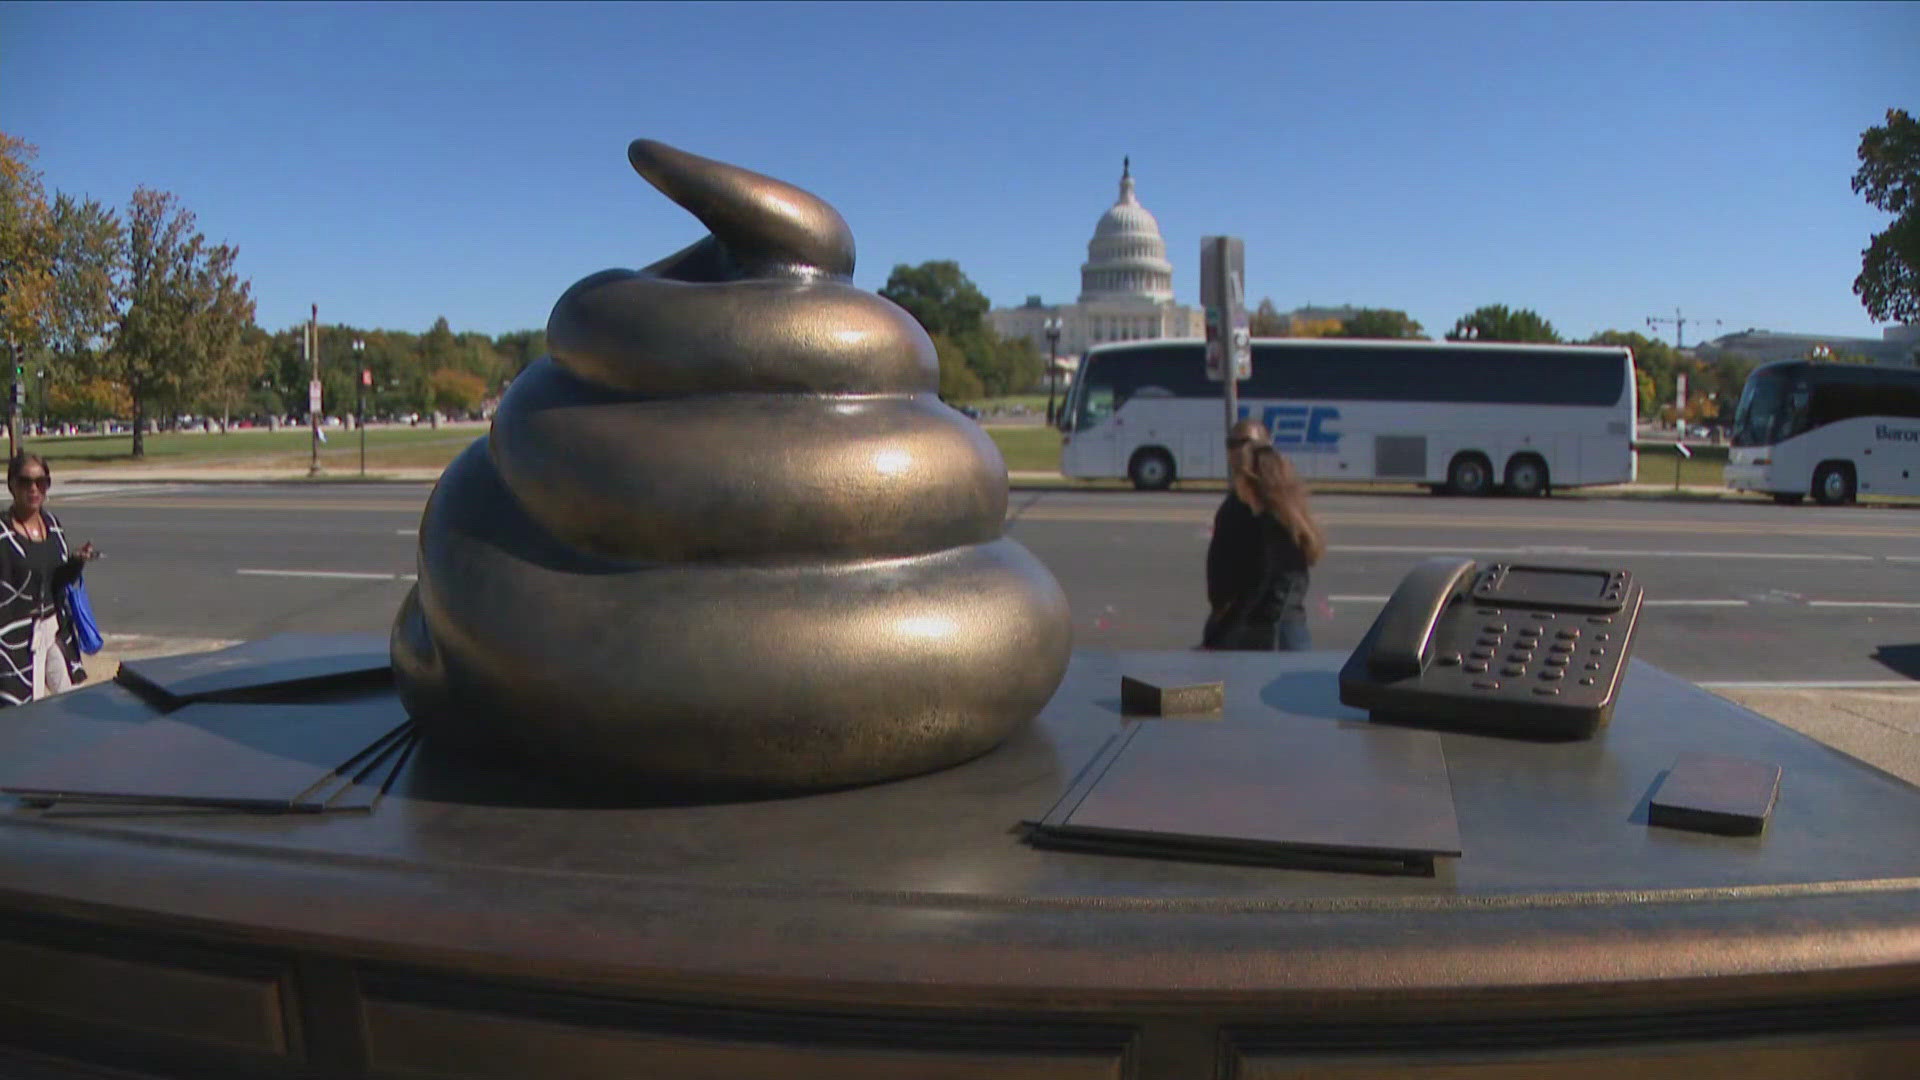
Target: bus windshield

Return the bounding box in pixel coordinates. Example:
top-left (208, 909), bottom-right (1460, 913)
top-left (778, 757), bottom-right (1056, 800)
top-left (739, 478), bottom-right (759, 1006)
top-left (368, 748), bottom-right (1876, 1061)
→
top-left (1730, 366), bottom-right (1800, 447)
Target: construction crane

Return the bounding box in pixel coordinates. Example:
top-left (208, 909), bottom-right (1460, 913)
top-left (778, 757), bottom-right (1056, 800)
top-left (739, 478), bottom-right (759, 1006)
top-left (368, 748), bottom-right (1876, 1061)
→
top-left (1646, 308), bottom-right (1721, 350)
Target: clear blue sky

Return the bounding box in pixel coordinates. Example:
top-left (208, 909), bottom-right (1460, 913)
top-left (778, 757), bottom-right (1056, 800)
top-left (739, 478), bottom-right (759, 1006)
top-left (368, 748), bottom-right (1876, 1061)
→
top-left (4, 1), bottom-right (1915, 345)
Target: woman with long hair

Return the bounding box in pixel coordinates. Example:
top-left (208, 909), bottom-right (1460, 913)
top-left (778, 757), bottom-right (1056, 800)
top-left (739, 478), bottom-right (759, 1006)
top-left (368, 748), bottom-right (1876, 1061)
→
top-left (1202, 420), bottom-right (1326, 650)
top-left (0, 452), bottom-right (97, 705)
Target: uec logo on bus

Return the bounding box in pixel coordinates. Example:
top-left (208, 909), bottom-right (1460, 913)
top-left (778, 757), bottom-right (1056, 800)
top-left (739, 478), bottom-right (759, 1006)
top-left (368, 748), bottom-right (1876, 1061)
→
top-left (1238, 405), bottom-right (1342, 452)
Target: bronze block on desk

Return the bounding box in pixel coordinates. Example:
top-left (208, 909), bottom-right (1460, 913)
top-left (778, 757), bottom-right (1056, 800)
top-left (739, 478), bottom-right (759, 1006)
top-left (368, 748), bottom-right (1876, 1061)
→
top-left (1120, 674), bottom-right (1224, 716)
top-left (1649, 753), bottom-right (1782, 836)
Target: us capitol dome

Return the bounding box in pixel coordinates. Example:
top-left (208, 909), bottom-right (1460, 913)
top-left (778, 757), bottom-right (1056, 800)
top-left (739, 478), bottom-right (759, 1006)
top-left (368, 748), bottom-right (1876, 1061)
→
top-left (989, 158), bottom-right (1204, 372)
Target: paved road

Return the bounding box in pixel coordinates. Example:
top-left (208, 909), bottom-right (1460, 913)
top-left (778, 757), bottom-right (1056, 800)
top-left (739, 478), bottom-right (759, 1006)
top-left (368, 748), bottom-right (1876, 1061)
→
top-left (55, 483), bottom-right (1919, 686)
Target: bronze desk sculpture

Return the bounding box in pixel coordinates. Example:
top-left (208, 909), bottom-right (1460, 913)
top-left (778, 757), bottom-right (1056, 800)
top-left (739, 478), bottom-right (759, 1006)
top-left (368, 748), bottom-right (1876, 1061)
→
top-left (390, 140), bottom-right (1071, 791)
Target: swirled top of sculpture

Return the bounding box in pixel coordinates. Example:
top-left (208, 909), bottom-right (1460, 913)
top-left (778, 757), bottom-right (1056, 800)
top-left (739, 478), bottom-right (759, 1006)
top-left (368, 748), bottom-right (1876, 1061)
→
top-left (545, 140), bottom-right (937, 397)
top-left (393, 139), bottom-right (1072, 793)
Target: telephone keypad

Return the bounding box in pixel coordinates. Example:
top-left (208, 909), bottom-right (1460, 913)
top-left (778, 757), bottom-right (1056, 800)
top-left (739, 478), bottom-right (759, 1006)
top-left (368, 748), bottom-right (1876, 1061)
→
top-left (1540, 670), bottom-right (1564, 681)
top-left (1464, 661), bottom-right (1488, 673)
top-left (1545, 655), bottom-right (1569, 667)
top-left (1502, 665), bottom-right (1526, 677)
top-left (1556, 628), bottom-right (1580, 640)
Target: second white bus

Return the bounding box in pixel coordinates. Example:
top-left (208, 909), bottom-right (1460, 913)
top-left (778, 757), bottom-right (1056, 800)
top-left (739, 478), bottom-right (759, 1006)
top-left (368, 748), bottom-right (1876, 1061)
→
top-left (1724, 359), bottom-right (1920, 504)
top-left (1058, 338), bottom-right (1638, 494)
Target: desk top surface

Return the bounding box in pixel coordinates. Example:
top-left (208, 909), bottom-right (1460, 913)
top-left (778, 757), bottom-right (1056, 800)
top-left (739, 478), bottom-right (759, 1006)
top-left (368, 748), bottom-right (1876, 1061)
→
top-left (4, 647), bottom-right (1918, 1006)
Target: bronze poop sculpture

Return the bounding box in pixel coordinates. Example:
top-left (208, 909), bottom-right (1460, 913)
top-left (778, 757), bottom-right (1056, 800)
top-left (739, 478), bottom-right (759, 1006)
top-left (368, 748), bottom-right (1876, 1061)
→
top-left (391, 139), bottom-right (1073, 792)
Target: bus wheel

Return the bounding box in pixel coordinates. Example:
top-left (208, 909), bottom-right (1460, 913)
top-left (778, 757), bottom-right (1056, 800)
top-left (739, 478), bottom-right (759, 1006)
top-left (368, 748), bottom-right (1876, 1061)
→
top-left (1128, 448), bottom-right (1175, 491)
top-left (1772, 492), bottom-right (1805, 506)
top-left (1446, 453), bottom-right (1493, 497)
top-left (1812, 462), bottom-right (1856, 506)
top-left (1505, 454), bottom-right (1549, 497)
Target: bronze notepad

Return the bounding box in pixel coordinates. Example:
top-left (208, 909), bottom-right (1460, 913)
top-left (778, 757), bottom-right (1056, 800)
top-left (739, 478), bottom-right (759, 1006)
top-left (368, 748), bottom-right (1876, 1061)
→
top-left (116, 632), bottom-right (392, 708)
top-left (1, 698), bottom-right (411, 811)
top-left (1032, 718), bottom-right (1462, 874)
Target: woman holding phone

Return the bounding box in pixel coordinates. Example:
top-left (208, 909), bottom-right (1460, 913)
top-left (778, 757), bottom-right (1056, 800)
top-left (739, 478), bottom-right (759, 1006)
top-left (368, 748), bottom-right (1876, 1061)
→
top-left (0, 452), bottom-right (99, 705)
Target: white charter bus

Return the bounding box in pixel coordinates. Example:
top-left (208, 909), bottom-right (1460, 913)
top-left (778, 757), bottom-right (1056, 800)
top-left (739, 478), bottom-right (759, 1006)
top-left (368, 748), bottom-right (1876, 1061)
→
top-left (1724, 360), bottom-right (1920, 505)
top-left (1057, 338), bottom-right (1638, 494)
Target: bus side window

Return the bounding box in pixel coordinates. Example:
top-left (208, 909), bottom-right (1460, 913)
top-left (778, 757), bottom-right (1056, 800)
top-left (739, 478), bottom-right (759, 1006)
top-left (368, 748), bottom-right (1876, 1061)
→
top-left (1084, 386), bottom-right (1116, 426)
top-left (1778, 384), bottom-right (1810, 441)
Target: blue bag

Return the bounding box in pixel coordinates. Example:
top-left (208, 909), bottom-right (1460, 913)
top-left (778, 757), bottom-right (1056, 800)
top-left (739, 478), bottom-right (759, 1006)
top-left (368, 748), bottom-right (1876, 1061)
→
top-left (65, 577), bottom-right (104, 655)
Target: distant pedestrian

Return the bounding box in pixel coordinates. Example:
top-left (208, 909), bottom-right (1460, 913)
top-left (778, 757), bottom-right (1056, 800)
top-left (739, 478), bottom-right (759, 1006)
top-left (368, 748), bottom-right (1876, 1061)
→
top-left (1202, 420), bottom-right (1326, 651)
top-left (0, 453), bottom-right (98, 705)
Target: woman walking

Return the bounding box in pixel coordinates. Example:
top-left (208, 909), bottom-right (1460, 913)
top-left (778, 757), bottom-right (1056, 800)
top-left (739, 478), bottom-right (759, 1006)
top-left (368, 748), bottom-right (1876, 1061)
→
top-left (0, 453), bottom-right (98, 705)
top-left (1202, 420), bottom-right (1326, 651)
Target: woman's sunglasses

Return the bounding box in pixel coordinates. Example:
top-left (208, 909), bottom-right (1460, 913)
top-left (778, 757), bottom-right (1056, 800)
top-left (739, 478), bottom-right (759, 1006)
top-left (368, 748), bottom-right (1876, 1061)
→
top-left (11, 475), bottom-right (50, 490)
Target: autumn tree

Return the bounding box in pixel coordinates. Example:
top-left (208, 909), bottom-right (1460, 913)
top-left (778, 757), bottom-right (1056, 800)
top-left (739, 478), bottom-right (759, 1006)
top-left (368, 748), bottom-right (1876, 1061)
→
top-left (1249, 298), bottom-right (1288, 336)
top-left (426, 367), bottom-right (487, 417)
top-left (0, 134), bottom-right (55, 352)
top-left (1280, 316), bottom-right (1342, 338)
top-left (1852, 108), bottom-right (1920, 323)
top-left (96, 188), bottom-right (256, 456)
top-left (1446, 304), bottom-right (1560, 343)
top-left (1337, 308), bottom-right (1425, 339)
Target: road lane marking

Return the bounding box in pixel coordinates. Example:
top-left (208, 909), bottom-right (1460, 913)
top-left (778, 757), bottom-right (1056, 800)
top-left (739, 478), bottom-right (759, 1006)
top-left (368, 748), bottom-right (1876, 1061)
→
top-left (238, 569), bottom-right (416, 582)
top-left (1332, 544), bottom-right (1873, 561)
top-left (1701, 680), bottom-right (1919, 690)
top-left (1645, 599), bottom-right (1751, 607)
top-left (1807, 600), bottom-right (1920, 609)
top-left (1010, 507), bottom-right (1920, 538)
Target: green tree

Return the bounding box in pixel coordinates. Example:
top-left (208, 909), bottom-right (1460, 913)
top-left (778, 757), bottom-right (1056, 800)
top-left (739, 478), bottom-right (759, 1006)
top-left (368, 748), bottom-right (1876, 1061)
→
top-left (493, 328), bottom-right (547, 377)
top-left (931, 333), bottom-right (983, 402)
top-left (955, 327), bottom-right (1041, 397)
top-left (1851, 108), bottom-right (1920, 323)
top-left (1446, 304), bottom-right (1560, 343)
top-left (0, 133), bottom-right (55, 352)
top-left (1634, 366), bottom-right (1656, 416)
top-left (44, 194), bottom-right (124, 359)
top-left (1249, 298), bottom-right (1288, 336)
top-left (1585, 330), bottom-right (1678, 412)
top-left (1336, 308), bottom-right (1425, 339)
top-left (878, 261), bottom-right (989, 339)
top-left (95, 187), bottom-right (256, 457)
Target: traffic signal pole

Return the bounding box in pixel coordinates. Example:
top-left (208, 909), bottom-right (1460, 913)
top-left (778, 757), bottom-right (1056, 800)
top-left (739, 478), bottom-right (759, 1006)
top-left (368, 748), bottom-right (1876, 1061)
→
top-left (8, 341), bottom-right (23, 462)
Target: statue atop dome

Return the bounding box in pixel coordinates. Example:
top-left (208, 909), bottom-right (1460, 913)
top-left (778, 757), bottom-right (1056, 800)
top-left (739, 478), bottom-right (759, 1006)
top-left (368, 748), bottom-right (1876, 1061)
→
top-left (1080, 157), bottom-right (1173, 303)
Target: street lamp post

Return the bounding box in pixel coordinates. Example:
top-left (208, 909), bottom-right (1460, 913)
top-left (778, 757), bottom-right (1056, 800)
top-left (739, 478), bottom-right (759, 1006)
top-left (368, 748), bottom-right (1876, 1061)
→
top-left (353, 339), bottom-right (366, 478)
top-left (307, 304), bottom-right (322, 478)
top-left (1043, 317), bottom-right (1063, 425)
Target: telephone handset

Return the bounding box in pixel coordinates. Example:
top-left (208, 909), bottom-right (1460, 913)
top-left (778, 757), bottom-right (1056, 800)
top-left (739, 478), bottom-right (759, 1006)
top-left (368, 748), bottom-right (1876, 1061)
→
top-left (1339, 557), bottom-right (1643, 739)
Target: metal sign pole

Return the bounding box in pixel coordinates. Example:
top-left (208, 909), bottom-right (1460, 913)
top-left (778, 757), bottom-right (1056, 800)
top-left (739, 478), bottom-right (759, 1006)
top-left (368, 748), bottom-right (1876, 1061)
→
top-left (1200, 237), bottom-right (1250, 441)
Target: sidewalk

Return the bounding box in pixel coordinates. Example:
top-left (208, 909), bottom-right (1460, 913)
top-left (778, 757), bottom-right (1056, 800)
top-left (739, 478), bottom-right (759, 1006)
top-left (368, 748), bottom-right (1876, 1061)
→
top-left (79, 637), bottom-right (1920, 788)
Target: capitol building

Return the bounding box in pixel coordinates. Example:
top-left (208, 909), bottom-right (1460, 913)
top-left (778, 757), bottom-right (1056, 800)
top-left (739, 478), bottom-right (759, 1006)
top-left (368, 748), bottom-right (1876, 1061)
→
top-left (988, 159), bottom-right (1204, 373)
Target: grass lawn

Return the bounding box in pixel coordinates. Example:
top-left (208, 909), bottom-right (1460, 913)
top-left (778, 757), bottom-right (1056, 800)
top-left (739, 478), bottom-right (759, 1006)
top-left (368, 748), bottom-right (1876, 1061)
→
top-left (1635, 443), bottom-right (1727, 488)
top-left (31, 419), bottom-right (1752, 496)
top-left (32, 425), bottom-right (485, 474)
top-left (985, 426), bottom-right (1063, 472)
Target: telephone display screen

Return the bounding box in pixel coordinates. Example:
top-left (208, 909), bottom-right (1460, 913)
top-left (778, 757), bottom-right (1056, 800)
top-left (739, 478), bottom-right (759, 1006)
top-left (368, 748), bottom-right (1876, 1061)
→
top-left (1473, 563), bottom-right (1631, 613)
top-left (1498, 567), bottom-right (1611, 602)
